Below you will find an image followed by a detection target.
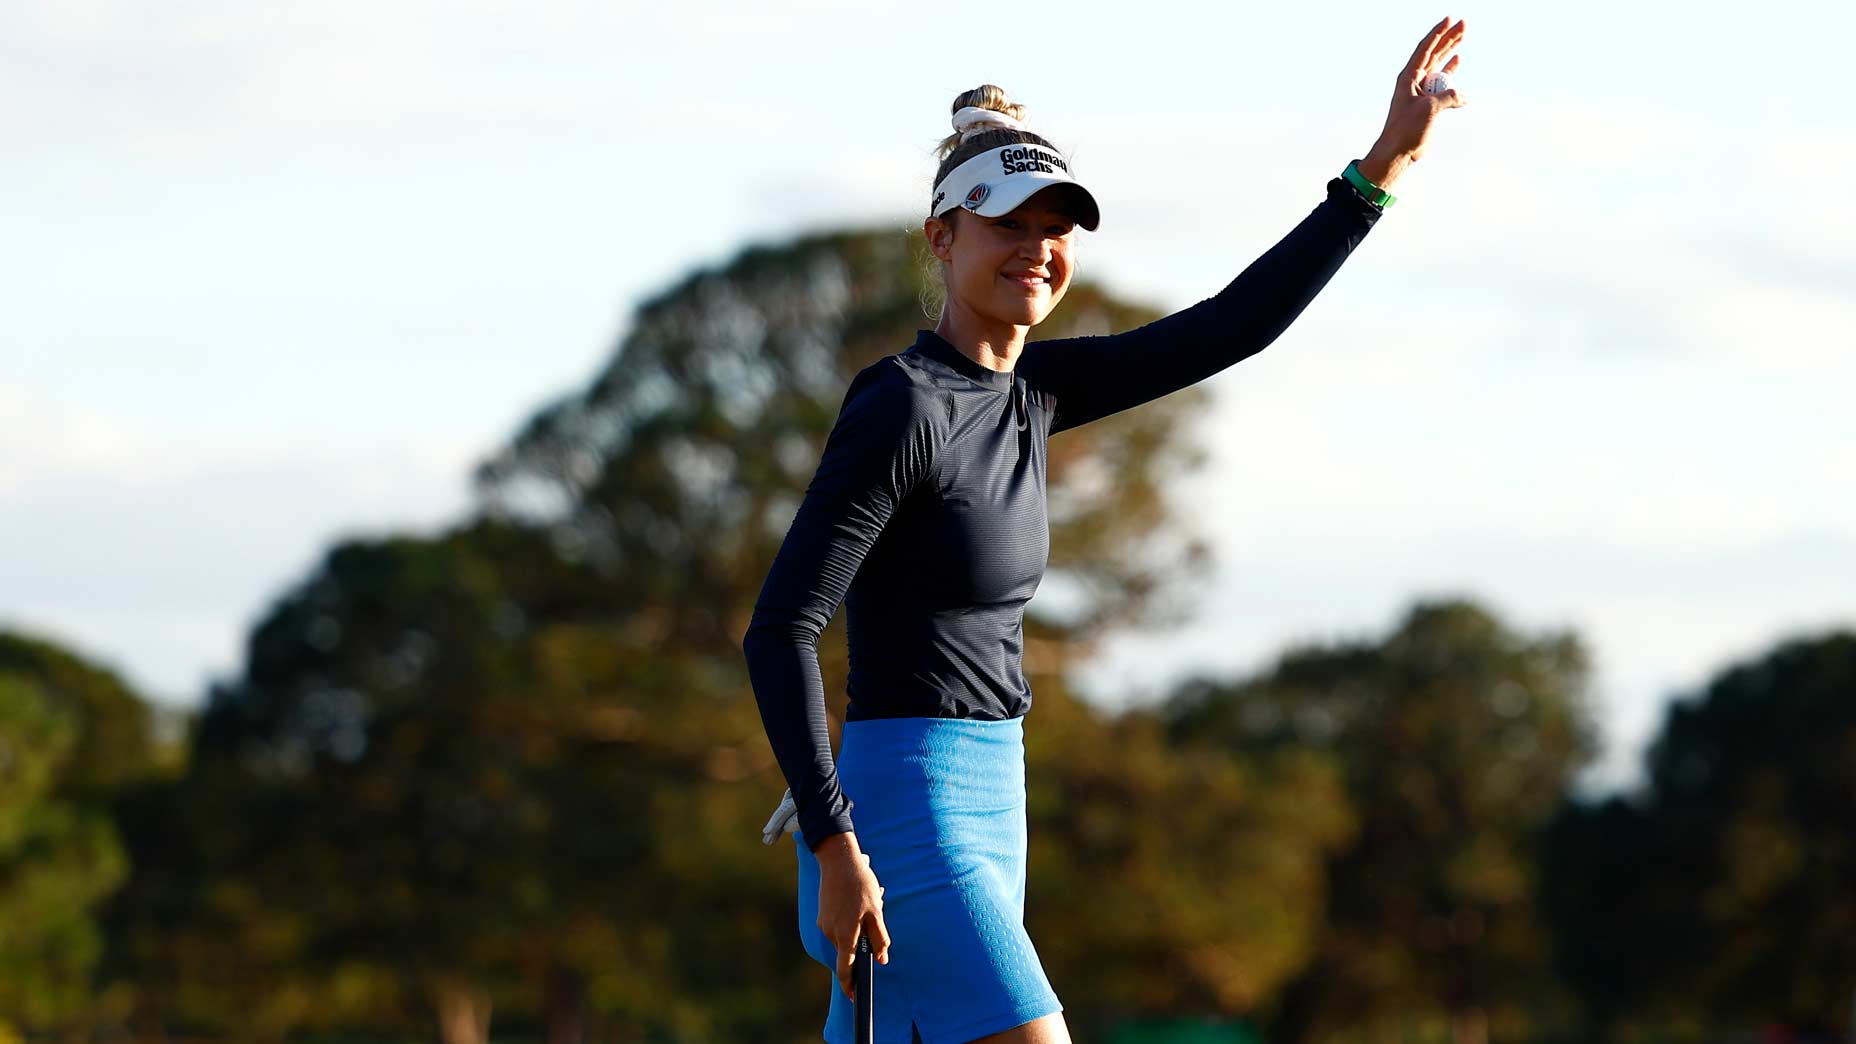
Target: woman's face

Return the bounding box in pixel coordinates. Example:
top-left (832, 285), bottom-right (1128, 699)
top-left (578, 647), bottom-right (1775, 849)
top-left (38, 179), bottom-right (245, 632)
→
top-left (926, 187), bottom-right (1078, 330)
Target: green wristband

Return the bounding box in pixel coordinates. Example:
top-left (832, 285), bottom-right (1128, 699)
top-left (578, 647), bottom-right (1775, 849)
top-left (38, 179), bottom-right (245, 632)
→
top-left (1342, 159), bottom-right (1396, 209)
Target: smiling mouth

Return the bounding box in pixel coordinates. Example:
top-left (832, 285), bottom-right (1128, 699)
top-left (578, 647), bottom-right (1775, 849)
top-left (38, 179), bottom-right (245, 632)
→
top-left (1003, 273), bottom-right (1049, 288)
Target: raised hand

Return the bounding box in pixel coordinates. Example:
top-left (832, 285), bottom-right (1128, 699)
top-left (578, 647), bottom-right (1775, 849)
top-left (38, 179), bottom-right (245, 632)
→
top-left (1361, 16), bottom-right (1467, 187)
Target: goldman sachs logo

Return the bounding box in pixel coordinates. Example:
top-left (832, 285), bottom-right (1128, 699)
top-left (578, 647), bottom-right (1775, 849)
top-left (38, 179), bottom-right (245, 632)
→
top-left (998, 146), bottom-right (1067, 175)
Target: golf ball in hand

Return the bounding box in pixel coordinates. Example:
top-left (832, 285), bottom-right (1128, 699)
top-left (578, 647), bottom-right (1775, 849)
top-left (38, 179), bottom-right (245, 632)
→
top-left (1422, 70), bottom-right (1453, 95)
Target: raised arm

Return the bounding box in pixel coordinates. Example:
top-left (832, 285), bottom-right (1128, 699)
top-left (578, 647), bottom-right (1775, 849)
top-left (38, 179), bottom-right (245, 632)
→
top-left (741, 362), bottom-right (942, 852)
top-left (1022, 16), bottom-right (1467, 435)
top-left (1019, 174), bottom-right (1384, 436)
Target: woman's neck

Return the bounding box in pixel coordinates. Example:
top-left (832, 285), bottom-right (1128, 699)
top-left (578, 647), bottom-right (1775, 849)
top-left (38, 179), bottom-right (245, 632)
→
top-left (933, 303), bottom-right (1027, 373)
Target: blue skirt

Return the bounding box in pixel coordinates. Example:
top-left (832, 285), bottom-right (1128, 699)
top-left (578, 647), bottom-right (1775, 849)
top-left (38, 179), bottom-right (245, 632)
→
top-left (795, 716), bottom-right (1063, 1044)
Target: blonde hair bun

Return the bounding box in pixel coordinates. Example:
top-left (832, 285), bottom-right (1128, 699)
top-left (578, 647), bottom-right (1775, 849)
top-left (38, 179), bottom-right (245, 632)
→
top-left (936, 84), bottom-right (1028, 161)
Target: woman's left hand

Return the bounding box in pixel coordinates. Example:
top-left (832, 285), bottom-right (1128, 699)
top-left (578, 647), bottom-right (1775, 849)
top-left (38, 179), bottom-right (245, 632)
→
top-left (1361, 16), bottom-right (1467, 187)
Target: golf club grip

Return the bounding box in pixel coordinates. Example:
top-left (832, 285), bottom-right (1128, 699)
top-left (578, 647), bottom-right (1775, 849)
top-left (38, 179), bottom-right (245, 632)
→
top-left (854, 933), bottom-right (874, 1044)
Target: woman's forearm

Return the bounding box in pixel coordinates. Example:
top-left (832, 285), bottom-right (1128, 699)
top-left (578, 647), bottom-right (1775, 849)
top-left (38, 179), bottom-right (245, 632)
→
top-left (1020, 173), bottom-right (1385, 435)
top-left (743, 614), bottom-right (859, 848)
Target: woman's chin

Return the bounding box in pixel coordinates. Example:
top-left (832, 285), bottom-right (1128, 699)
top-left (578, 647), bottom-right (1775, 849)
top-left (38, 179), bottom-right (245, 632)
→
top-left (986, 300), bottom-right (1052, 328)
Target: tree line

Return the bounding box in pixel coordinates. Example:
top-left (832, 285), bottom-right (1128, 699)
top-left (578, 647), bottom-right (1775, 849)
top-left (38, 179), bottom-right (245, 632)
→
top-left (2, 226), bottom-right (1849, 1044)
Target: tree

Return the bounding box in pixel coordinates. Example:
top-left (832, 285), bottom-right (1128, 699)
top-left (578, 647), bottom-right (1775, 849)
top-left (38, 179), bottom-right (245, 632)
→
top-left (0, 631), bottom-right (157, 796)
top-left (1548, 629), bottom-right (1856, 1039)
top-left (0, 631), bottom-right (163, 1034)
top-left (1025, 678), bottom-right (1355, 1029)
top-left (179, 532), bottom-right (558, 1043)
top-left (0, 656), bottom-right (135, 1032)
top-left (1538, 793), bottom-right (1664, 1039)
top-left (1163, 599), bottom-right (1598, 1044)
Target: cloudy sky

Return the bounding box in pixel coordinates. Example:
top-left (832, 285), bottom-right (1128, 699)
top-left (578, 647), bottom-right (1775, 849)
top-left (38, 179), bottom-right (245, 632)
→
top-left (4, 0), bottom-right (1850, 787)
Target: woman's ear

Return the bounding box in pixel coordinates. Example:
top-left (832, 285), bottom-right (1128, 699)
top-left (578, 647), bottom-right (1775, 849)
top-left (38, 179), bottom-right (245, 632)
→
top-left (923, 214), bottom-right (955, 262)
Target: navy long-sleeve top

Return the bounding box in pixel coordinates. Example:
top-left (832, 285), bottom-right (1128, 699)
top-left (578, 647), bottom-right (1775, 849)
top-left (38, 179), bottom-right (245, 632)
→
top-left (743, 173), bottom-right (1385, 851)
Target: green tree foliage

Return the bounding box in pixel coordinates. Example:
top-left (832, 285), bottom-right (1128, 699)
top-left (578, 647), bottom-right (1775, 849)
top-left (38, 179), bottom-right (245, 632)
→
top-left (0, 664), bottom-right (132, 1030)
top-left (170, 531), bottom-right (564, 1042)
top-left (0, 631), bottom-right (156, 796)
top-left (1547, 630), bottom-right (1856, 1040)
top-left (0, 632), bottom-right (169, 1034)
top-left (1162, 599), bottom-right (1598, 1044)
top-left (1026, 680), bottom-right (1355, 1028)
top-left (0, 631), bottom-right (162, 1033)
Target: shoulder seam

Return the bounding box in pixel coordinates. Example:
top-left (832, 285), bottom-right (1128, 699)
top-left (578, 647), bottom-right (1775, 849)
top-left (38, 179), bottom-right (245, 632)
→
top-left (877, 355), bottom-right (956, 432)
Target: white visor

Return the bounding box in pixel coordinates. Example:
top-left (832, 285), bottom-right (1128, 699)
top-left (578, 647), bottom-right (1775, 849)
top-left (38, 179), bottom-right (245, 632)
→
top-left (929, 142), bottom-right (1100, 231)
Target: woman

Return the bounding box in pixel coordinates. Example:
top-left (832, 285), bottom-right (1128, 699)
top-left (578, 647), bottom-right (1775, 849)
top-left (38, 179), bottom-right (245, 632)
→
top-left (743, 19), bottom-right (1466, 1044)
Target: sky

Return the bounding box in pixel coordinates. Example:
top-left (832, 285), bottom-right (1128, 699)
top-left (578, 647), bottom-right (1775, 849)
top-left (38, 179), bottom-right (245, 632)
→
top-left (3, 0), bottom-right (1851, 788)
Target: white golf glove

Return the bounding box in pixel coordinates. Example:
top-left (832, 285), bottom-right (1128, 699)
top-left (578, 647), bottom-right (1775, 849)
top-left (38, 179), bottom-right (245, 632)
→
top-left (761, 787), bottom-right (799, 845)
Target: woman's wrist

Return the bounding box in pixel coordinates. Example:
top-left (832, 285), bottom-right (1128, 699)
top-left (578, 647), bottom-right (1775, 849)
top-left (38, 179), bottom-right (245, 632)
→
top-left (813, 830), bottom-right (862, 862)
top-left (1356, 144), bottom-right (1413, 193)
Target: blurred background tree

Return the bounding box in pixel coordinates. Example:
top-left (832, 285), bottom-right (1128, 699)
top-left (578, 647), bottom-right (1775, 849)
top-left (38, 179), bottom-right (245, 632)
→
top-left (1547, 631), bottom-right (1856, 1042)
top-left (1026, 680), bottom-right (1355, 1030)
top-left (0, 635), bottom-right (150, 1035)
top-left (1161, 600), bottom-right (1599, 1044)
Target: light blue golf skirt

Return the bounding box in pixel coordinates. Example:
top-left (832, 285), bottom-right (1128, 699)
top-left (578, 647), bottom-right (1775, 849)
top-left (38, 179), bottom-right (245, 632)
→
top-left (795, 715), bottom-right (1063, 1044)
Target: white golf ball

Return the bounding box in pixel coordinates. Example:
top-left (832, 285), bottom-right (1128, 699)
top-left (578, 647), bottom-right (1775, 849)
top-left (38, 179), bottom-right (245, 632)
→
top-left (1422, 70), bottom-right (1454, 95)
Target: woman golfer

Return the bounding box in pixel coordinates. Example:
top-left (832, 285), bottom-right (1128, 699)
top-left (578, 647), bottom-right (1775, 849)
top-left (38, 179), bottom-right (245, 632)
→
top-left (744, 18), bottom-right (1465, 1044)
